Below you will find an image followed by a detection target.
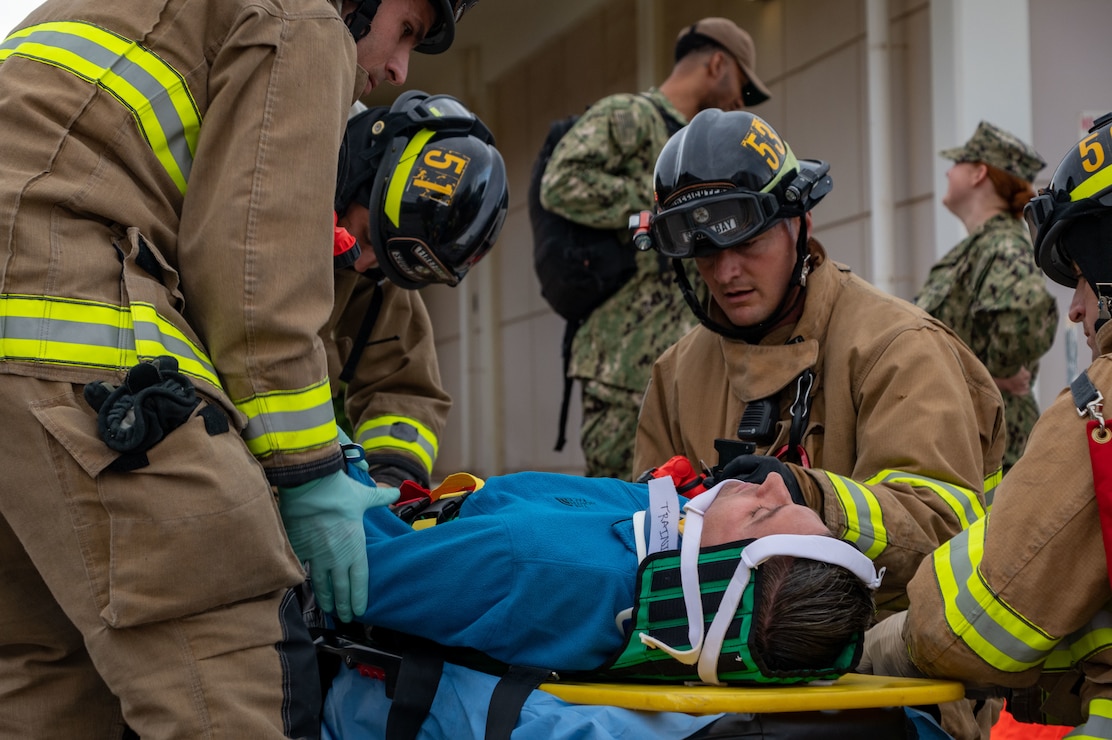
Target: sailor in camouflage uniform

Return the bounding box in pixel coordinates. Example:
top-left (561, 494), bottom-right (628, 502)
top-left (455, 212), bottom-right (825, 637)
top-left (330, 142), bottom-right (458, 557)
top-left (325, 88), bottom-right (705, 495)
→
top-left (540, 18), bottom-right (771, 479)
top-left (916, 121), bottom-right (1059, 474)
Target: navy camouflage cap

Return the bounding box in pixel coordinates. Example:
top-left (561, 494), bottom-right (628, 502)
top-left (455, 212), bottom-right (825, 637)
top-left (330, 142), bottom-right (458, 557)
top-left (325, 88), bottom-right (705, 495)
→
top-left (940, 121), bottom-right (1046, 183)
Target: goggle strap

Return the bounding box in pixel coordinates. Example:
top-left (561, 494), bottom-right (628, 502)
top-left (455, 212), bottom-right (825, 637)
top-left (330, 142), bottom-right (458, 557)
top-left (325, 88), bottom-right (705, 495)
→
top-left (380, 93), bottom-right (492, 146)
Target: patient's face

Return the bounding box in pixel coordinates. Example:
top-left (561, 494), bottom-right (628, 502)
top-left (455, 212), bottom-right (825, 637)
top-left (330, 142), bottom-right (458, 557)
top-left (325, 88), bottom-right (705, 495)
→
top-left (700, 474), bottom-right (829, 547)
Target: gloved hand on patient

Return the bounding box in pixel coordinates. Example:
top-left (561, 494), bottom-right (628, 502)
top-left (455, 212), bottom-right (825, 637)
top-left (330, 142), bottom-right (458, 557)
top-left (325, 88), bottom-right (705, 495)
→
top-left (278, 428), bottom-right (399, 622)
top-left (713, 454), bottom-right (809, 506)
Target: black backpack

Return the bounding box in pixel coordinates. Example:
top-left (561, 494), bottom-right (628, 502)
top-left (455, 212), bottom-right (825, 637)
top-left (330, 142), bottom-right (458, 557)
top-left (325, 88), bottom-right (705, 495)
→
top-left (528, 95), bottom-right (683, 451)
top-left (528, 115), bottom-right (635, 325)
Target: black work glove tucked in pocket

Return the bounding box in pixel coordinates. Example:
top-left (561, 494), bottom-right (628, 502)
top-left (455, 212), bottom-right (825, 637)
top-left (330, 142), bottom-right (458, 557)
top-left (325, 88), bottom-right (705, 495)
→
top-left (84, 355), bottom-right (200, 453)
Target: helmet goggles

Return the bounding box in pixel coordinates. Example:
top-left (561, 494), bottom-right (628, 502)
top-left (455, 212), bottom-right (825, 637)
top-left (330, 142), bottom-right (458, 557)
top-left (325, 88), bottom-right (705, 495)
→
top-left (652, 190), bottom-right (781, 258)
top-left (1025, 187), bottom-right (1112, 288)
top-left (388, 92), bottom-right (493, 143)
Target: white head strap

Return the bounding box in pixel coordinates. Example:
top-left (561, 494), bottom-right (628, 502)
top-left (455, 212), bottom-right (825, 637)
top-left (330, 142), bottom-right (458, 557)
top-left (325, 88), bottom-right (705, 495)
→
top-left (639, 479), bottom-right (884, 684)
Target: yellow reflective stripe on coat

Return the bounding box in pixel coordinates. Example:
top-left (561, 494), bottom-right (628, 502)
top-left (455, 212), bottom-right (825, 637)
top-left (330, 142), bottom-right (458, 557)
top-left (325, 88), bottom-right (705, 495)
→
top-left (0, 21), bottom-right (200, 195)
top-left (1042, 610), bottom-right (1112, 671)
top-left (823, 472), bottom-right (887, 559)
top-left (356, 414), bottom-right (439, 474)
top-left (1068, 698), bottom-right (1112, 739)
top-left (933, 517), bottom-right (1058, 672)
top-left (239, 379), bottom-right (337, 457)
top-left (867, 469), bottom-right (985, 530)
top-left (983, 468), bottom-right (1003, 508)
top-left (0, 293), bottom-right (218, 387)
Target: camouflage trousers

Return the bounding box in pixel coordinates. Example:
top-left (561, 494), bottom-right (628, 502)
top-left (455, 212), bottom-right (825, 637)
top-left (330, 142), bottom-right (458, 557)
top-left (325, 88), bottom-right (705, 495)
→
top-left (579, 378), bottom-right (644, 481)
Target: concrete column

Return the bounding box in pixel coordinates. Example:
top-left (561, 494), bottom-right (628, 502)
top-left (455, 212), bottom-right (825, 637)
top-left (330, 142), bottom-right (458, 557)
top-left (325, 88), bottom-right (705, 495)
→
top-left (930, 0), bottom-right (1034, 259)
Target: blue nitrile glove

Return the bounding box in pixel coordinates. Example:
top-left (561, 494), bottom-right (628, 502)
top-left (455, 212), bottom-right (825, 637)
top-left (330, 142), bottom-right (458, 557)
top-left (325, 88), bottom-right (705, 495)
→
top-left (278, 469), bottom-right (400, 622)
top-left (715, 454), bottom-right (807, 506)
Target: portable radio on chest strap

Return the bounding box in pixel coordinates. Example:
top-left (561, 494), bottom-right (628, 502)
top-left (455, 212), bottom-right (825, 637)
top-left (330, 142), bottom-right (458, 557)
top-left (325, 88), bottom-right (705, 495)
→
top-left (713, 364), bottom-right (816, 474)
top-left (637, 365), bottom-right (816, 497)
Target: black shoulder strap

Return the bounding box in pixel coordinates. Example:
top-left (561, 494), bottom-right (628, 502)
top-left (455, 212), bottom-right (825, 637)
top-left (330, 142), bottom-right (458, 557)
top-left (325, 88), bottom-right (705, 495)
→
top-left (553, 319), bottom-right (582, 452)
top-left (1071, 370), bottom-right (1103, 415)
top-left (339, 277), bottom-right (402, 384)
top-left (639, 93), bottom-right (684, 138)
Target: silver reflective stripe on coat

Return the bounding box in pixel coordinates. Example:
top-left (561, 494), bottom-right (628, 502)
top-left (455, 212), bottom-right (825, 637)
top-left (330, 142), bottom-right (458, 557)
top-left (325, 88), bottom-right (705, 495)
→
top-left (0, 20), bottom-right (201, 194)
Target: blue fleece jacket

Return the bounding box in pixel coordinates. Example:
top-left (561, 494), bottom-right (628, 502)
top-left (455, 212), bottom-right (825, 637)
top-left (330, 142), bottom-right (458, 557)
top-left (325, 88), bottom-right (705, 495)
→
top-left (358, 471), bottom-right (651, 670)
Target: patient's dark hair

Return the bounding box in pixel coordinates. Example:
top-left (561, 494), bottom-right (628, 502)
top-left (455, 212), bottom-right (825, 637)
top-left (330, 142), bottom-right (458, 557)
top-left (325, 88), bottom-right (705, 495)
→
top-left (752, 555), bottom-right (874, 672)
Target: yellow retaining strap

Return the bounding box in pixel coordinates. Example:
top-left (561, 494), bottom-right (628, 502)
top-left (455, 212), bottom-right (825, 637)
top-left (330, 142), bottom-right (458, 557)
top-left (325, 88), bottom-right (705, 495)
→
top-left (0, 20), bottom-right (201, 194)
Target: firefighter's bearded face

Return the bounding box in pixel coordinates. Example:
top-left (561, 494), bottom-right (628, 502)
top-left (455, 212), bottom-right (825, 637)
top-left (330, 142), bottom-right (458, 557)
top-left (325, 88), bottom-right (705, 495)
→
top-left (694, 215), bottom-right (806, 329)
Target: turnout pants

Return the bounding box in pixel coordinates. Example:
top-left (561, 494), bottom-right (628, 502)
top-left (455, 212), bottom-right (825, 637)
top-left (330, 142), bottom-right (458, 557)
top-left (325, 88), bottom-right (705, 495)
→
top-left (0, 376), bottom-right (318, 739)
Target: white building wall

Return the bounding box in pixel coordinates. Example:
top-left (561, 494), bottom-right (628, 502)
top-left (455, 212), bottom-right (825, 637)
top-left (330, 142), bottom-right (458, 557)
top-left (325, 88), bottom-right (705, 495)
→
top-left (374, 0), bottom-right (1112, 480)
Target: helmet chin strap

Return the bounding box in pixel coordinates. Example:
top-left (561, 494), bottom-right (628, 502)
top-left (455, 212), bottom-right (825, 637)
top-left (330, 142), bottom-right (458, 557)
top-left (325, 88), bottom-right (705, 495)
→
top-left (673, 217), bottom-right (811, 343)
top-left (1095, 284), bottom-right (1112, 334)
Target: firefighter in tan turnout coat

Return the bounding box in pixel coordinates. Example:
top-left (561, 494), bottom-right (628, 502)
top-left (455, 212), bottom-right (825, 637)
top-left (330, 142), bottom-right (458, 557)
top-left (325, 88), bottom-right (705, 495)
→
top-left (632, 109), bottom-right (1005, 739)
top-left (0, 0), bottom-right (478, 736)
top-left (862, 112), bottom-right (1112, 739)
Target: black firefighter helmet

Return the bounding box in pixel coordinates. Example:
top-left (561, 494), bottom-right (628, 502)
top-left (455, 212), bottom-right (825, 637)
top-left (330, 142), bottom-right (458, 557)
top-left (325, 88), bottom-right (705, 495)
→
top-left (649, 109), bottom-right (832, 340)
top-left (337, 90), bottom-right (508, 289)
top-left (1026, 112), bottom-right (1112, 324)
